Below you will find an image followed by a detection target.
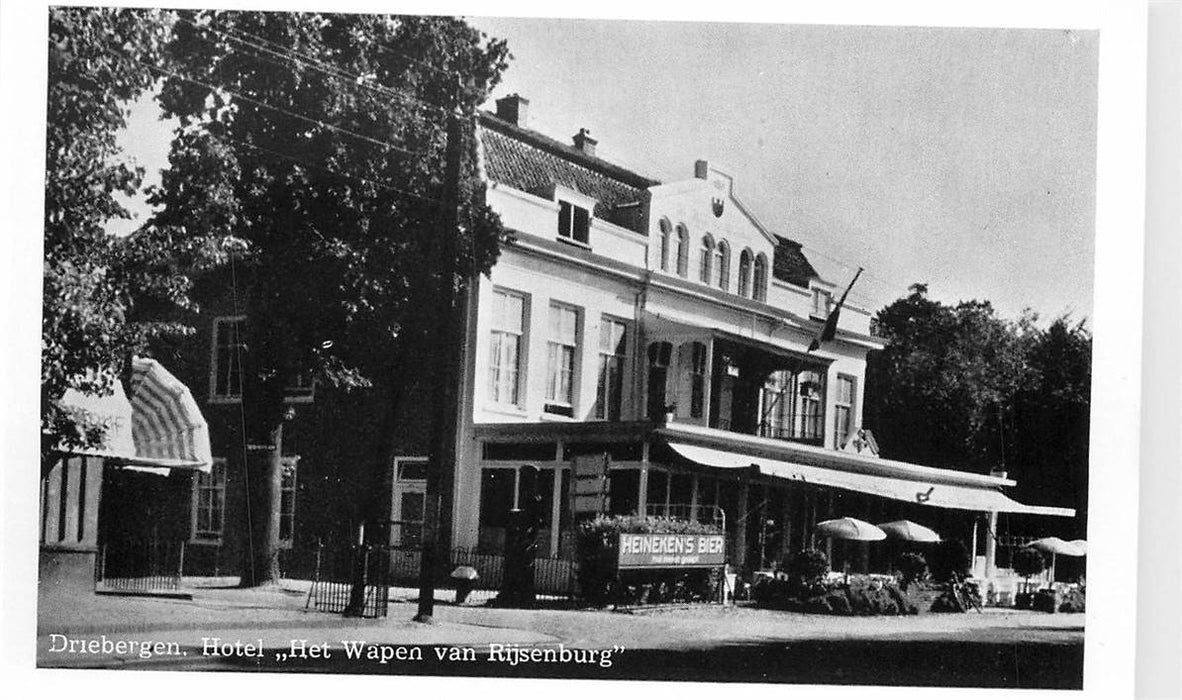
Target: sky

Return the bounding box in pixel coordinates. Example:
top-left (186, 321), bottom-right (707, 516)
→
top-left (113, 16), bottom-right (1099, 324)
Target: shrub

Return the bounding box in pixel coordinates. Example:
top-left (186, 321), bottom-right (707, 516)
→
top-left (1059, 587), bottom-right (1085, 613)
top-left (1032, 589), bottom-right (1060, 613)
top-left (896, 552), bottom-right (928, 588)
top-left (929, 540), bottom-right (972, 582)
top-left (787, 548), bottom-right (830, 595)
top-left (1012, 547), bottom-right (1046, 581)
top-left (751, 577), bottom-right (794, 608)
top-left (574, 514), bottom-right (723, 606)
top-left (752, 576), bottom-right (915, 616)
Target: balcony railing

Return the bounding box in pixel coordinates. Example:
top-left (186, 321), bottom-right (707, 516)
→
top-left (708, 417), bottom-right (825, 446)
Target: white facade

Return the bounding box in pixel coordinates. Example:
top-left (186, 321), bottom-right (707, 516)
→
top-left (433, 101), bottom-right (1071, 578)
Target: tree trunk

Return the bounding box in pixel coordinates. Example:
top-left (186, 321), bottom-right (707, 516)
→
top-left (239, 423), bottom-right (283, 587)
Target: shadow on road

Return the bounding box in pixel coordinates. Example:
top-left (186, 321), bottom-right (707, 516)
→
top-left (156, 637), bottom-right (1083, 688)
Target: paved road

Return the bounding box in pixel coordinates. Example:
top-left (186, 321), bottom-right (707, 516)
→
top-left (36, 584), bottom-right (1084, 688)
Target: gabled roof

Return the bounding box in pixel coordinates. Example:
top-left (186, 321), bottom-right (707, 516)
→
top-left (478, 112), bottom-right (659, 233)
top-left (772, 235), bottom-right (820, 288)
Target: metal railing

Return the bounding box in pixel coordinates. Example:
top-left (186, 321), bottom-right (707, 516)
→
top-left (301, 540), bottom-right (579, 615)
top-left (304, 542), bottom-right (389, 618)
top-left (95, 538), bottom-right (185, 593)
top-left (380, 545), bottom-right (577, 597)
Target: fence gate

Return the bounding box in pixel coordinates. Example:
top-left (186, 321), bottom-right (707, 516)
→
top-left (95, 538), bottom-right (185, 593)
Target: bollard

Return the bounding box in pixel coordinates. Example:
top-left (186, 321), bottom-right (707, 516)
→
top-left (451, 566), bottom-right (479, 604)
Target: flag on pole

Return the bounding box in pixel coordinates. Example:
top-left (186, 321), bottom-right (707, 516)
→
top-left (808, 267), bottom-right (863, 352)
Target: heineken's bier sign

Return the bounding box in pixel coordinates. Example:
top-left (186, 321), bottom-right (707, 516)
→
top-left (617, 533), bottom-right (726, 569)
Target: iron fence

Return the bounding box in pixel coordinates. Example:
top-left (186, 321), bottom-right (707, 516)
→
top-left (379, 545), bottom-right (577, 598)
top-left (304, 542), bottom-right (389, 618)
top-left (95, 538), bottom-right (185, 593)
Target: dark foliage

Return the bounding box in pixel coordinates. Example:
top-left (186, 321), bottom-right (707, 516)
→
top-left (896, 551), bottom-right (928, 588)
top-left (574, 515), bottom-right (723, 606)
top-left (928, 540), bottom-right (971, 582)
top-left (865, 285), bottom-right (1091, 538)
top-left (42, 7), bottom-right (230, 462)
top-left (151, 10), bottom-right (512, 585)
top-left (1012, 547), bottom-right (1047, 580)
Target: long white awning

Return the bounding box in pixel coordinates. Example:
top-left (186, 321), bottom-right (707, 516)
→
top-left (666, 441), bottom-right (1075, 517)
top-left (53, 358), bottom-right (212, 474)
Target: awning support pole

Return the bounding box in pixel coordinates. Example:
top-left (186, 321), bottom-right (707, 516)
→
top-left (984, 511), bottom-right (998, 578)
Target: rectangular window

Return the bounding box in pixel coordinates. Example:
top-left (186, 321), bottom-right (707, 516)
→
top-left (812, 289), bottom-right (834, 319)
top-left (395, 457), bottom-right (430, 481)
top-left (192, 459), bottom-right (227, 542)
top-left (595, 317), bottom-right (628, 420)
top-left (834, 375), bottom-right (856, 449)
top-left (210, 317), bottom-right (313, 403)
top-left (545, 304), bottom-right (580, 416)
top-left (558, 201), bottom-right (590, 245)
top-left (211, 317), bottom-right (246, 401)
top-left (690, 343), bottom-right (707, 418)
top-left (279, 457), bottom-right (298, 545)
top-left (488, 289), bottom-right (526, 406)
top-left (798, 372), bottom-right (825, 441)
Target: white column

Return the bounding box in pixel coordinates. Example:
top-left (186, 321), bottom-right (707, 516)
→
top-left (984, 511), bottom-right (999, 578)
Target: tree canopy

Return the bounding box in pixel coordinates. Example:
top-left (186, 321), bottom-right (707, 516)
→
top-left (865, 284), bottom-right (1092, 534)
top-left (147, 10), bottom-right (511, 584)
top-left (42, 7), bottom-right (228, 463)
top-left (152, 10), bottom-right (510, 427)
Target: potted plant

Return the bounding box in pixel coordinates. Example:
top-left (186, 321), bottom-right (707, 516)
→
top-left (662, 403), bottom-right (677, 424)
top-left (1011, 547), bottom-right (1046, 609)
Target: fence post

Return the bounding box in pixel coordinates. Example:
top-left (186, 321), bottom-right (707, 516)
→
top-left (305, 539), bottom-right (322, 612)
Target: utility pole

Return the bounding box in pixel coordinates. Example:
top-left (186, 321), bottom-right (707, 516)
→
top-left (414, 82), bottom-right (468, 624)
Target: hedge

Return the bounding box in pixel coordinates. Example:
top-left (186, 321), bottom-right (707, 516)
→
top-left (575, 514), bottom-right (723, 606)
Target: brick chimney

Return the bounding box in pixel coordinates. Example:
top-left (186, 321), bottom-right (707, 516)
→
top-left (495, 94), bottom-right (529, 127)
top-left (572, 128), bottom-right (597, 157)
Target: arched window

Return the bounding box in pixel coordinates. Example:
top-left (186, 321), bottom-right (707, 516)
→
top-left (675, 225), bottom-right (689, 277)
top-left (714, 241), bottom-right (730, 290)
top-left (699, 235), bottom-right (714, 284)
top-left (646, 341), bottom-right (673, 419)
top-left (753, 253), bottom-right (769, 302)
top-left (658, 218), bottom-right (672, 272)
top-left (738, 249), bottom-right (753, 297)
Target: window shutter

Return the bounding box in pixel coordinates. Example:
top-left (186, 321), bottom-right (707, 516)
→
top-left (573, 206), bottom-right (590, 243)
top-left (558, 201), bottom-right (572, 238)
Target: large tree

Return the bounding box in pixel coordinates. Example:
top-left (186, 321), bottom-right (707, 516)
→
top-left (152, 11), bottom-right (510, 586)
top-left (1009, 316), bottom-right (1092, 536)
top-left (865, 285), bottom-right (1092, 536)
top-left (42, 7), bottom-right (227, 467)
top-left (865, 284), bottom-right (1029, 472)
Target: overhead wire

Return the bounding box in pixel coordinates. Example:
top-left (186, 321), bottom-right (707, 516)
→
top-left (99, 44), bottom-right (434, 159)
top-left (206, 130), bottom-right (443, 205)
top-left (174, 14), bottom-right (454, 121)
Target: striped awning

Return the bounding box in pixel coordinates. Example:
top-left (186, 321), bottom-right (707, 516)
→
top-left (127, 357), bottom-right (212, 472)
top-left (54, 358), bottom-right (212, 474)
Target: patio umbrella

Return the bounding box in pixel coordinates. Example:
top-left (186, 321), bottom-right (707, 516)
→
top-left (1028, 537), bottom-right (1086, 557)
top-left (1028, 537), bottom-right (1086, 583)
top-left (877, 520), bottom-right (941, 543)
top-left (814, 517), bottom-right (887, 541)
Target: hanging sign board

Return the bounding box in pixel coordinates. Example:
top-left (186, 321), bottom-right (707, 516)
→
top-left (617, 533), bottom-right (726, 569)
top-left (572, 453), bottom-right (610, 517)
